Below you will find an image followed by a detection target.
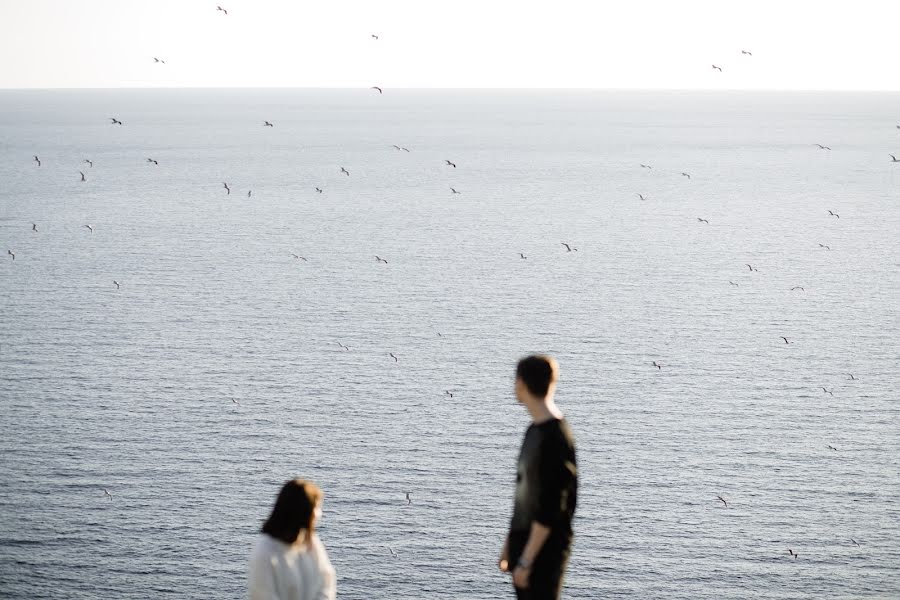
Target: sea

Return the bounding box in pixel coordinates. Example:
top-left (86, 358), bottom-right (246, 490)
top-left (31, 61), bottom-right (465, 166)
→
top-left (1, 89), bottom-right (898, 599)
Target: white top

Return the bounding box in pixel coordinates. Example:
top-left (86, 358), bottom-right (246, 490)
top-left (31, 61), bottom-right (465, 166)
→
top-left (248, 533), bottom-right (336, 600)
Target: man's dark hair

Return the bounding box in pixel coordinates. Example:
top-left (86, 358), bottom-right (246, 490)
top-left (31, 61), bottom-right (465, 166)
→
top-left (516, 355), bottom-right (559, 399)
top-left (262, 479), bottom-right (322, 545)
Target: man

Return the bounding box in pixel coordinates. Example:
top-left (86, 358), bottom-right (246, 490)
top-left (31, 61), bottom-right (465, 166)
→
top-left (499, 355), bottom-right (578, 599)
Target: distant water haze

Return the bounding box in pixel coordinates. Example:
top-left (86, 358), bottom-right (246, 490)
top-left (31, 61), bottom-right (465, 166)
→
top-left (1, 89), bottom-right (899, 599)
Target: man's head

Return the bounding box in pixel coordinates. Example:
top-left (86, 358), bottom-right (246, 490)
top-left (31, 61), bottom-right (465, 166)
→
top-left (515, 354), bottom-right (559, 403)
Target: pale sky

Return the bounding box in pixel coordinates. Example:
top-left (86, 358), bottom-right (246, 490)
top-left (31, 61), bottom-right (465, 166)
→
top-left (1, 0), bottom-right (899, 90)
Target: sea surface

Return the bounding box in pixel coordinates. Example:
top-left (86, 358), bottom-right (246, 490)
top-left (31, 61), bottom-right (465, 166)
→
top-left (1, 89), bottom-right (899, 599)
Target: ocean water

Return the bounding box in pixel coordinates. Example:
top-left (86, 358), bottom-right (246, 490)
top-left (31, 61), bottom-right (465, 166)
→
top-left (1, 89), bottom-right (899, 599)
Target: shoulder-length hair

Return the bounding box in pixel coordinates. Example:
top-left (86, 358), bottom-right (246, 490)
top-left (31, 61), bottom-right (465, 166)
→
top-left (261, 479), bottom-right (323, 545)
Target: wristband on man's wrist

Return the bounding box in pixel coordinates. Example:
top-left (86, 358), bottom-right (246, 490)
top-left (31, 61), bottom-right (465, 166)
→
top-left (516, 557), bottom-right (531, 569)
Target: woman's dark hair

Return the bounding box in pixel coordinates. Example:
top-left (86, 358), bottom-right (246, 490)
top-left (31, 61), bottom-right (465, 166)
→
top-left (516, 354), bottom-right (559, 399)
top-left (261, 479), bottom-right (323, 545)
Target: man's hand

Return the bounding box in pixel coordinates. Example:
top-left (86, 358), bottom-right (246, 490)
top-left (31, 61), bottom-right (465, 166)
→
top-left (498, 538), bottom-right (510, 572)
top-left (512, 565), bottom-right (530, 589)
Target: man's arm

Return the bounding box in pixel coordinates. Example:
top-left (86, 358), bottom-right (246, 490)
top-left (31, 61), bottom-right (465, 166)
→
top-left (512, 521), bottom-right (551, 588)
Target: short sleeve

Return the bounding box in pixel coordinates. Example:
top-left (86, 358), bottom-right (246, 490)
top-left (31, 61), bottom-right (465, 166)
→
top-left (534, 430), bottom-right (575, 527)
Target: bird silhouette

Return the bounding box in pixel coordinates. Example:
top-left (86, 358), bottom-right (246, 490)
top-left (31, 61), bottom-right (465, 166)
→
top-left (153, 57), bottom-right (166, 64)
top-left (290, 253), bottom-right (307, 261)
top-left (84, 224), bottom-right (94, 234)
top-left (787, 549), bottom-right (798, 559)
top-left (84, 159), bottom-right (93, 168)
top-left (790, 286), bottom-right (805, 291)
top-left (264, 121), bottom-right (274, 127)
top-left (639, 164), bottom-right (652, 169)
top-left (818, 243), bottom-right (831, 250)
top-left (697, 218), bottom-right (709, 223)
top-left (781, 337), bottom-right (791, 344)
top-left (716, 495), bottom-right (728, 507)
top-left (890, 154), bottom-right (899, 162)
top-left (33, 155), bottom-right (41, 166)
top-left (371, 86), bottom-right (383, 94)
top-left (223, 182), bottom-right (230, 195)
top-left (450, 187), bottom-right (460, 194)
top-left (827, 444), bottom-right (838, 451)
top-left (217, 5), bottom-right (227, 14)
top-left (79, 171), bottom-right (86, 182)
top-left (851, 539), bottom-right (860, 547)
top-left (104, 489), bottom-right (113, 500)
top-left (561, 242), bottom-right (577, 252)
top-left (848, 373), bottom-right (857, 380)
top-left (113, 280), bottom-right (120, 289)
top-left (405, 492), bottom-right (411, 504)
top-left (371, 34), bottom-right (379, 40)
top-left (815, 144), bottom-right (832, 150)
top-left (828, 210), bottom-right (839, 218)
top-left (375, 256), bottom-right (388, 264)
top-left (247, 190), bottom-right (252, 198)
top-left (110, 117), bottom-right (123, 125)
top-left (652, 361), bottom-right (662, 370)
top-left (519, 253), bottom-right (527, 259)
top-left (746, 264), bottom-right (758, 272)
top-left (741, 50), bottom-right (752, 56)
top-left (638, 193), bottom-right (647, 201)
top-left (728, 281), bottom-right (739, 286)
top-left (822, 387), bottom-right (834, 396)
top-left (147, 158), bottom-right (158, 165)
top-left (712, 65), bottom-right (723, 72)
top-left (390, 353), bottom-right (399, 363)
top-left (445, 390), bottom-right (454, 398)
top-left (32, 223), bottom-right (37, 232)
top-left (387, 546), bottom-right (397, 556)
top-left (7, 249), bottom-right (14, 260)
top-left (315, 187), bottom-right (323, 193)
top-left (336, 342), bottom-right (351, 351)
top-left (681, 172), bottom-right (691, 179)
top-left (341, 167), bottom-right (350, 176)
top-left (445, 160), bottom-right (457, 168)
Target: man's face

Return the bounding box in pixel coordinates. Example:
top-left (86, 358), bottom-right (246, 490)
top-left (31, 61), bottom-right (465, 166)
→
top-left (514, 377), bottom-right (527, 403)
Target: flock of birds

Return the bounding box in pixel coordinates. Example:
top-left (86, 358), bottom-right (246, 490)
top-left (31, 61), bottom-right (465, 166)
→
top-left (4, 5), bottom-right (900, 578)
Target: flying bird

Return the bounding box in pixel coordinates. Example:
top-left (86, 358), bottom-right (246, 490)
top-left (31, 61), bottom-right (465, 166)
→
top-left (264, 121), bottom-right (274, 127)
top-left (104, 489), bottom-right (113, 500)
top-left (247, 190), bottom-right (252, 198)
top-left (336, 342), bottom-right (351, 351)
top-left (153, 57), bottom-right (166, 64)
top-left (741, 50), bottom-right (752, 56)
top-left (84, 159), bottom-right (93, 168)
top-left (401, 147), bottom-right (410, 152)
top-left (341, 167), bottom-right (350, 176)
top-left (828, 210), bottom-right (839, 218)
top-left (223, 182), bottom-right (230, 195)
top-left (746, 264), bottom-right (758, 272)
top-left (890, 154), bottom-right (899, 162)
top-left (445, 160), bottom-right (457, 168)
top-left (371, 86), bottom-right (383, 94)
top-left (387, 546), bottom-right (396, 556)
top-left (147, 158), bottom-right (158, 165)
top-left (84, 224), bottom-right (94, 233)
top-left (728, 281), bottom-right (739, 286)
top-left (371, 34), bottom-right (379, 40)
top-left (639, 164), bottom-right (652, 169)
top-left (697, 218), bottom-right (709, 223)
top-left (826, 444), bottom-right (838, 451)
top-left (375, 256), bottom-right (388, 263)
top-left (851, 539), bottom-right (860, 547)
top-left (790, 286), bottom-right (805, 291)
top-left (787, 549), bottom-right (798, 559)
top-left (561, 242), bottom-right (577, 252)
top-left (681, 172), bottom-right (691, 179)
top-left (781, 337), bottom-right (791, 345)
top-left (716, 495), bottom-right (728, 507)
top-left (217, 5), bottom-right (227, 14)
top-left (519, 253), bottom-right (527, 259)
top-left (405, 492), bottom-right (411, 504)
top-left (638, 193), bottom-right (647, 201)
top-left (815, 144), bottom-right (831, 150)
top-left (818, 243), bottom-right (831, 250)
top-left (33, 155), bottom-right (41, 166)
top-left (651, 361), bottom-right (662, 370)
top-left (290, 253), bottom-right (307, 261)
top-left (390, 353), bottom-right (399, 363)
top-left (110, 117), bottom-right (122, 125)
top-left (450, 187), bottom-right (460, 194)
top-left (113, 280), bottom-right (120, 289)
top-left (822, 387), bottom-right (833, 396)
top-left (445, 390), bottom-right (454, 398)
top-left (712, 65), bottom-right (723, 72)
top-left (847, 373), bottom-right (857, 380)
top-left (32, 223), bottom-right (37, 232)
top-left (7, 249), bottom-right (14, 260)
top-left (315, 187), bottom-right (323, 193)
top-left (79, 171), bottom-right (86, 182)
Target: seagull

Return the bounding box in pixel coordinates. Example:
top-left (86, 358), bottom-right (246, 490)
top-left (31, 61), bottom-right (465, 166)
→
top-left (290, 253), bottom-right (307, 261)
top-left (401, 147), bottom-right (410, 152)
top-left (651, 361), bottom-right (662, 370)
top-left (445, 390), bottom-right (454, 398)
top-left (818, 244), bottom-right (831, 250)
top-left (147, 158), bottom-right (158, 165)
top-left (681, 172), bottom-right (691, 179)
top-left (109, 117), bottom-right (122, 125)
top-left (791, 286), bottom-right (805, 291)
top-left (891, 154), bottom-right (900, 162)
top-left (336, 342), bottom-right (351, 351)
top-left (104, 489), bottom-right (113, 500)
top-left (716, 495), bottom-right (728, 507)
top-left (781, 337), bottom-right (791, 344)
top-left (113, 280), bottom-right (120, 289)
top-left (405, 492), bottom-right (411, 504)
top-left (223, 182), bottom-right (230, 195)
top-left (815, 144), bottom-right (832, 150)
top-left (828, 210), bottom-right (839, 218)
top-left (445, 160), bottom-right (457, 168)
top-left (712, 65), bottom-right (723, 72)
top-left (728, 281), bottom-right (739, 286)
top-left (851, 539), bottom-right (860, 547)
top-left (519, 253), bottom-right (527, 259)
top-left (826, 444), bottom-right (838, 451)
top-left (33, 155), bottom-right (41, 166)
top-left (561, 242), bottom-right (577, 252)
top-left (746, 264), bottom-right (758, 272)
top-left (153, 57), bottom-right (166, 64)
top-left (371, 86), bottom-right (383, 94)
top-left (264, 121), bottom-right (274, 127)
top-left (217, 5), bottom-right (227, 14)
top-left (639, 164), bottom-right (652, 169)
top-left (79, 171), bottom-right (86, 182)
top-left (697, 218), bottom-right (709, 223)
top-left (32, 223), bottom-right (37, 232)
top-left (315, 187), bottom-right (323, 193)
top-left (787, 549), bottom-right (798, 559)
top-left (392, 145), bottom-right (401, 150)
top-left (741, 50), bottom-right (752, 56)
top-left (371, 34), bottom-right (379, 40)
top-left (84, 224), bottom-right (94, 234)
top-left (375, 256), bottom-right (388, 263)
top-left (822, 387), bottom-right (833, 396)
top-left (387, 546), bottom-right (396, 556)
top-left (450, 187), bottom-right (460, 194)
top-left (232, 398), bottom-right (239, 405)
top-left (638, 193), bottom-right (647, 201)
top-left (848, 373), bottom-right (857, 380)
top-left (340, 167), bottom-right (350, 176)
top-left (84, 159), bottom-right (93, 168)
top-left (390, 353), bottom-right (399, 363)
top-left (247, 190), bottom-right (252, 198)
top-left (7, 249), bottom-right (14, 260)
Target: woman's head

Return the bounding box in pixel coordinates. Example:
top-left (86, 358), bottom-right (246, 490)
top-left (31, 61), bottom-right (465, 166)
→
top-left (261, 479), bottom-right (323, 545)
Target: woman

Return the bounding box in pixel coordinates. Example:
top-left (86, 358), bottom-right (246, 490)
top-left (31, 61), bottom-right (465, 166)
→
top-left (249, 479), bottom-right (336, 600)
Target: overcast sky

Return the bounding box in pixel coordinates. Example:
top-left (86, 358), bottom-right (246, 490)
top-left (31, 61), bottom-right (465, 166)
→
top-left (1, 0), bottom-right (898, 90)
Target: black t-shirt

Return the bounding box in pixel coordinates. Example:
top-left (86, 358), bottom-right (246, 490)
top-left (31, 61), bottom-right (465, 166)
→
top-left (508, 418), bottom-right (578, 560)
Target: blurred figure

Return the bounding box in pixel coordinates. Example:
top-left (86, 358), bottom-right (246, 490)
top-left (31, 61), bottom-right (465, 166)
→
top-left (499, 355), bottom-right (578, 599)
top-left (249, 479), bottom-right (336, 600)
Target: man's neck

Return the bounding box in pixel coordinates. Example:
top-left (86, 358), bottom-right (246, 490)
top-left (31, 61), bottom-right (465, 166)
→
top-left (526, 396), bottom-right (563, 424)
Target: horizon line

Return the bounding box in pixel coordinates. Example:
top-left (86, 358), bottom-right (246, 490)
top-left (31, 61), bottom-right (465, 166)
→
top-left (2, 86), bottom-right (900, 93)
